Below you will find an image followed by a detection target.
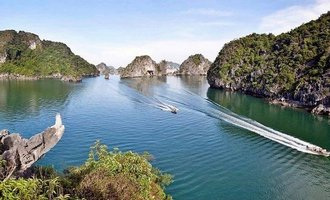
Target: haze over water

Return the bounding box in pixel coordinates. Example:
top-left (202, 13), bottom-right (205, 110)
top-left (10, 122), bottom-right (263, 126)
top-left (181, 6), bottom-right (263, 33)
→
top-left (0, 76), bottom-right (330, 200)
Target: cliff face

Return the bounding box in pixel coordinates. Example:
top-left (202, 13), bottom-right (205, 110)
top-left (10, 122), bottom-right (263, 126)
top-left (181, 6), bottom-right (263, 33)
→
top-left (120, 55), bottom-right (210, 78)
top-left (207, 12), bottom-right (330, 115)
top-left (0, 30), bottom-right (99, 81)
top-left (179, 54), bottom-right (212, 75)
top-left (158, 60), bottom-right (179, 75)
top-left (120, 55), bottom-right (161, 78)
top-left (96, 62), bottom-right (117, 75)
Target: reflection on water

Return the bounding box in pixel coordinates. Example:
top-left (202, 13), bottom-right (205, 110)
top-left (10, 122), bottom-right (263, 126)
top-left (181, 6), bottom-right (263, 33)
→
top-left (120, 77), bottom-right (167, 96)
top-left (179, 76), bottom-right (209, 96)
top-left (0, 80), bottom-right (74, 119)
top-left (207, 88), bottom-right (330, 149)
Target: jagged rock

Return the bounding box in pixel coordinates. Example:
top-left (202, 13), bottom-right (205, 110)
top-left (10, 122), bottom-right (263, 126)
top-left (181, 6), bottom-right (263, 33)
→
top-left (311, 104), bottom-right (330, 115)
top-left (158, 60), bottom-right (180, 75)
top-left (120, 55), bottom-right (161, 78)
top-left (96, 62), bottom-right (117, 75)
top-left (0, 53), bottom-right (6, 64)
top-left (0, 130), bottom-right (9, 139)
top-left (0, 73), bottom-right (39, 80)
top-left (0, 114), bottom-right (64, 180)
top-left (61, 76), bottom-right (82, 82)
top-left (178, 54), bottom-right (212, 75)
top-left (117, 67), bottom-right (125, 75)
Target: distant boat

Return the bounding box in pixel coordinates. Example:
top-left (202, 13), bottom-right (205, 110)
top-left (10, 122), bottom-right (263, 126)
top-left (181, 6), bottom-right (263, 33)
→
top-left (157, 103), bottom-right (179, 114)
top-left (167, 104), bottom-right (179, 114)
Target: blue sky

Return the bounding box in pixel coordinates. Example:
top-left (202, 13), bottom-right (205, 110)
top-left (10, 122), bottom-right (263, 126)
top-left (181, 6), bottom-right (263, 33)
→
top-left (0, 0), bottom-right (329, 66)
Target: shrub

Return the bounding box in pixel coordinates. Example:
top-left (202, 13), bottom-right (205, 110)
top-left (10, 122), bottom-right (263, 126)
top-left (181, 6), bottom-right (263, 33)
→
top-left (0, 142), bottom-right (172, 200)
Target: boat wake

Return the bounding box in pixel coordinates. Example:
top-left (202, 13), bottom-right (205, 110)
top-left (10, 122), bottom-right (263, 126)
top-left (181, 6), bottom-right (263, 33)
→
top-left (156, 103), bottom-right (179, 114)
top-left (206, 100), bottom-right (330, 157)
top-left (116, 78), bottom-right (329, 156)
top-left (152, 97), bottom-right (179, 114)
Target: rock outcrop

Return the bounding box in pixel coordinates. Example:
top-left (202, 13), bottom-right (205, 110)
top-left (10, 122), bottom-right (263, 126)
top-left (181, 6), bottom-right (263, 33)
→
top-left (0, 114), bottom-right (64, 180)
top-left (117, 67), bottom-right (125, 75)
top-left (178, 54), bottom-right (212, 75)
top-left (0, 30), bottom-right (99, 82)
top-left (120, 55), bottom-right (161, 78)
top-left (311, 104), bottom-right (330, 115)
top-left (96, 62), bottom-right (117, 75)
top-left (158, 60), bottom-right (180, 75)
top-left (207, 12), bottom-right (330, 115)
top-left (120, 55), bottom-right (210, 78)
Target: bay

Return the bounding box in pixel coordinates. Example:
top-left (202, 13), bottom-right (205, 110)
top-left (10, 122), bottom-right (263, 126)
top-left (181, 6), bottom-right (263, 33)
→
top-left (0, 76), bottom-right (329, 200)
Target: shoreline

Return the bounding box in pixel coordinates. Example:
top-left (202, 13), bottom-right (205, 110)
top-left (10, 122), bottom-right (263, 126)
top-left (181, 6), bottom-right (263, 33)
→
top-left (0, 73), bottom-right (99, 82)
top-left (209, 86), bottom-right (330, 116)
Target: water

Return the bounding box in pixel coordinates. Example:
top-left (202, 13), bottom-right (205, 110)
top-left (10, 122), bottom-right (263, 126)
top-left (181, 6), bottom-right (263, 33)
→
top-left (0, 76), bottom-right (330, 200)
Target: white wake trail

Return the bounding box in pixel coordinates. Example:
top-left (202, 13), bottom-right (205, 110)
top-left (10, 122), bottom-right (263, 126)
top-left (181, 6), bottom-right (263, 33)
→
top-left (208, 101), bottom-right (330, 157)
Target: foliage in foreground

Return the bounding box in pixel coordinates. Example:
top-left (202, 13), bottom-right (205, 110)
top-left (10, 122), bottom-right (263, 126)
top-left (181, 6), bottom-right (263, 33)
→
top-left (0, 142), bottom-right (172, 200)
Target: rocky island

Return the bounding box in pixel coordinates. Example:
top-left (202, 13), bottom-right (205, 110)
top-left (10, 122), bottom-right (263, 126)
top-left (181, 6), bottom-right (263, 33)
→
top-left (120, 55), bottom-right (160, 78)
top-left (158, 60), bottom-right (180, 75)
top-left (120, 55), bottom-right (180, 78)
top-left (120, 54), bottom-right (211, 78)
top-left (96, 62), bottom-right (117, 75)
top-left (207, 12), bottom-right (330, 115)
top-left (178, 54), bottom-right (212, 75)
top-left (0, 30), bottom-right (99, 82)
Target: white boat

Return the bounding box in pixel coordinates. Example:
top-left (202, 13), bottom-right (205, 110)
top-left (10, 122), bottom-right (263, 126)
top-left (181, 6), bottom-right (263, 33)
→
top-left (157, 103), bottom-right (179, 114)
top-left (306, 146), bottom-right (330, 156)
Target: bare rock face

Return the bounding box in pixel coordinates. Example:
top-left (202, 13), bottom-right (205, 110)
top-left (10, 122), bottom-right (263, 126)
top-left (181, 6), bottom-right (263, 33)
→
top-left (96, 62), bottom-right (117, 75)
top-left (18, 31), bottom-right (42, 50)
top-left (311, 104), bottom-right (330, 115)
top-left (178, 54), bottom-right (212, 75)
top-left (0, 53), bottom-right (7, 64)
top-left (120, 55), bottom-right (160, 78)
top-left (0, 114), bottom-right (64, 180)
top-left (158, 60), bottom-right (180, 75)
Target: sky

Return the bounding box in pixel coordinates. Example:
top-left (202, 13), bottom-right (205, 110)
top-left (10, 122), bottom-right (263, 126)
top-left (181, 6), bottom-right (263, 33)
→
top-left (0, 0), bottom-right (330, 67)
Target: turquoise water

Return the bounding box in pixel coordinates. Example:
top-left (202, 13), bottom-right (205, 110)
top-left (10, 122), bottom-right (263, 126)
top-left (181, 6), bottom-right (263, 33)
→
top-left (0, 76), bottom-right (330, 200)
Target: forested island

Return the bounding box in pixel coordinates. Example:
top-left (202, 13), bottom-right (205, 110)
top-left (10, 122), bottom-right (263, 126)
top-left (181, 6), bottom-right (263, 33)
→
top-left (0, 30), bottom-right (99, 82)
top-left (207, 12), bottom-right (330, 115)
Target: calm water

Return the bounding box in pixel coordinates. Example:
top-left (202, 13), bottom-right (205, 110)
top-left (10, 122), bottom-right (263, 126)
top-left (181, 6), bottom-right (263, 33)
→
top-left (0, 76), bottom-right (330, 200)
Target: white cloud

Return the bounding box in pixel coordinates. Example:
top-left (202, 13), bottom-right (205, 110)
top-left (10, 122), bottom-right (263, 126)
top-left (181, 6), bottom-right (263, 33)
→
top-left (181, 8), bottom-right (233, 17)
top-left (73, 39), bottom-right (227, 67)
top-left (259, 0), bottom-right (330, 35)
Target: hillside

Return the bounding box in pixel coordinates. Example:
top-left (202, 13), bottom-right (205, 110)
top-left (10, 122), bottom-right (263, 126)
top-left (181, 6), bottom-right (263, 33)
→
top-left (0, 30), bottom-right (99, 81)
top-left (179, 54), bottom-right (212, 75)
top-left (120, 55), bottom-right (161, 78)
top-left (207, 12), bottom-right (330, 115)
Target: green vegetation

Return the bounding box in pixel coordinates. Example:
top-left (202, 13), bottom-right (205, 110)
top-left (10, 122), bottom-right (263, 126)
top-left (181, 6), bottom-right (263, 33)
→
top-left (0, 142), bottom-right (172, 200)
top-left (0, 30), bottom-right (98, 79)
top-left (191, 54), bottom-right (202, 66)
top-left (208, 12), bottom-right (330, 105)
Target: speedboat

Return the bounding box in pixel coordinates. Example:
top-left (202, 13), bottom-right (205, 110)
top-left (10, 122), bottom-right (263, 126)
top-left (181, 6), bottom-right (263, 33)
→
top-left (157, 103), bottom-right (179, 114)
top-left (167, 105), bottom-right (179, 114)
top-left (306, 146), bottom-right (330, 156)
